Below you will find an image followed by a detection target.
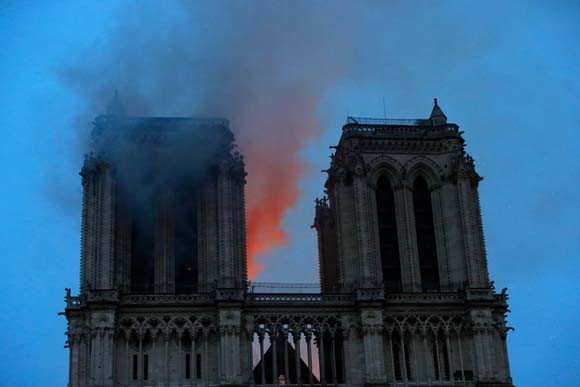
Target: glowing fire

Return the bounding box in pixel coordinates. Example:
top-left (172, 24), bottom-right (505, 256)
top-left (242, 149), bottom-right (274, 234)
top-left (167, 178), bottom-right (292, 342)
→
top-left (237, 106), bottom-right (316, 279)
top-left (244, 155), bottom-right (305, 278)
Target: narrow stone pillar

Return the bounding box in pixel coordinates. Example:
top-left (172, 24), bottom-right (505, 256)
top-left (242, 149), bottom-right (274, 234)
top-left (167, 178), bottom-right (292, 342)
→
top-left (204, 334), bottom-right (209, 387)
top-left (317, 331), bottom-right (326, 385)
top-left (283, 332), bottom-right (290, 384)
top-left (333, 177), bottom-right (359, 291)
top-left (259, 333), bottom-right (266, 384)
top-left (306, 331), bottom-right (314, 386)
top-left (138, 335), bottom-right (144, 384)
top-left (68, 336), bottom-right (80, 387)
top-left (154, 188), bottom-right (175, 294)
top-left (422, 331), bottom-right (433, 384)
top-left (434, 335), bottom-right (442, 382)
top-left (192, 332), bottom-right (198, 387)
top-left (294, 332), bottom-right (303, 386)
top-left (400, 331), bottom-right (408, 384)
top-left (178, 333), bottom-right (183, 385)
top-left (330, 333), bottom-right (337, 385)
top-left (361, 309), bottom-right (385, 384)
top-left (430, 186), bottom-right (451, 290)
top-left (272, 333), bottom-right (278, 385)
top-left (353, 170), bottom-right (380, 287)
top-left (457, 333), bottom-right (465, 382)
top-left (79, 156), bottom-right (116, 291)
top-left (388, 332), bottom-right (397, 382)
top-left (164, 335), bottom-right (170, 386)
top-left (456, 169), bottom-right (489, 288)
top-left (125, 335), bottom-right (130, 386)
top-left (445, 332), bottom-right (454, 385)
top-left (393, 183), bottom-right (422, 292)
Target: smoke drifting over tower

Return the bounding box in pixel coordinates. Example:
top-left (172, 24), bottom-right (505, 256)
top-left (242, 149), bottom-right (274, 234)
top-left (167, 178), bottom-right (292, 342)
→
top-left (62, 1), bottom-right (364, 276)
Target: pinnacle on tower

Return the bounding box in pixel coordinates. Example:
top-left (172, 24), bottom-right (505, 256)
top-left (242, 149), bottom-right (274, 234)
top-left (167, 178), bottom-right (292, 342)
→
top-left (429, 98), bottom-right (447, 125)
top-left (106, 89), bottom-right (125, 117)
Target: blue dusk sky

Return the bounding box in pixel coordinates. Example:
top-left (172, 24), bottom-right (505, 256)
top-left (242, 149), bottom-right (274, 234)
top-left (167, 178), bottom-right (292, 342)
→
top-left (0, 1), bottom-right (579, 386)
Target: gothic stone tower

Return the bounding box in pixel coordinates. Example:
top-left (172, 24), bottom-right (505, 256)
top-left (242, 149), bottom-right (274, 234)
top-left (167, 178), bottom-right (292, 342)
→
top-left (63, 101), bottom-right (250, 386)
top-left (63, 99), bottom-right (513, 387)
top-left (313, 100), bottom-right (513, 386)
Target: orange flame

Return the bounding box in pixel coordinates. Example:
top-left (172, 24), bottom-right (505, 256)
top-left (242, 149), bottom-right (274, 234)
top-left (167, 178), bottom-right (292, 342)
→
top-left (236, 102), bottom-right (317, 279)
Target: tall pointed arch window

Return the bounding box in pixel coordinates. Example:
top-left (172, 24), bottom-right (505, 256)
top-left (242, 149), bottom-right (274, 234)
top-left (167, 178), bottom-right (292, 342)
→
top-left (412, 177), bottom-right (440, 292)
top-left (376, 176), bottom-right (402, 291)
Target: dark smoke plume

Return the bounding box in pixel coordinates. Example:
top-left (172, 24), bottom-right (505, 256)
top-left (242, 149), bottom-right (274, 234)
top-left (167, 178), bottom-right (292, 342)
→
top-left (62, 1), bottom-right (359, 276)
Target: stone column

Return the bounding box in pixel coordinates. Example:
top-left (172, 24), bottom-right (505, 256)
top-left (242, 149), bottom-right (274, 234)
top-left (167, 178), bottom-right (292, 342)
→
top-left (456, 166), bottom-right (489, 288)
top-left (360, 309), bottom-right (385, 383)
top-left (192, 331), bottom-right (198, 387)
top-left (87, 311), bottom-right (116, 386)
top-left (305, 330), bottom-right (314, 386)
top-left (68, 335), bottom-right (80, 387)
top-left (439, 180), bottom-right (467, 290)
top-left (114, 195), bottom-right (132, 292)
top-left (430, 185), bottom-right (452, 291)
top-left (259, 332), bottom-right (266, 384)
top-left (333, 177), bottom-right (359, 291)
top-left (217, 158), bottom-right (246, 289)
top-left (218, 308), bottom-right (242, 384)
top-left (317, 331), bottom-right (326, 385)
top-left (393, 182), bottom-right (422, 292)
top-left (272, 332), bottom-right (279, 385)
top-left (199, 178), bottom-right (218, 292)
top-left (353, 167), bottom-right (380, 288)
top-left (80, 155), bottom-right (116, 292)
top-left (154, 187), bottom-right (175, 294)
top-left (217, 162), bottom-right (234, 287)
top-left (470, 309), bottom-right (494, 382)
top-left (294, 332), bottom-right (302, 386)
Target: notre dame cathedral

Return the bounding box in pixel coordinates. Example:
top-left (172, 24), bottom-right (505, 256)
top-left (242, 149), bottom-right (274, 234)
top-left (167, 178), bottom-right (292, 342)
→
top-left (62, 98), bottom-right (514, 387)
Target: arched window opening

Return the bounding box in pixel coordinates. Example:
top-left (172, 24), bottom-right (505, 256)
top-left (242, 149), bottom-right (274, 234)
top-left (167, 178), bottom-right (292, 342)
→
top-left (175, 185), bottom-right (198, 293)
top-left (376, 176), bottom-right (402, 291)
top-left (392, 340), bottom-right (402, 381)
top-left (143, 354), bottom-right (149, 381)
top-left (413, 177), bottom-right (440, 292)
top-left (132, 354), bottom-right (138, 380)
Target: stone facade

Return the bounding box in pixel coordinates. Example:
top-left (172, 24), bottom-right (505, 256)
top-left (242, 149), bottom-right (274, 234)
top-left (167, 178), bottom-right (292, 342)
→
top-left (63, 100), bottom-right (514, 387)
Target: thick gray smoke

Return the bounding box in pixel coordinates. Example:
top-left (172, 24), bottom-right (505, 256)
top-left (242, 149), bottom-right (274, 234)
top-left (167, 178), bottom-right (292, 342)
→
top-left (60, 1), bottom-right (510, 277)
top-left (62, 1), bottom-right (365, 276)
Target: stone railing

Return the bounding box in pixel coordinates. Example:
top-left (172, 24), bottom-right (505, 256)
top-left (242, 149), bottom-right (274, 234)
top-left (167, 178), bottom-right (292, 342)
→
top-left (346, 116), bottom-right (430, 126)
top-left (342, 119), bottom-right (460, 136)
top-left (120, 293), bottom-right (213, 305)
top-left (385, 292), bottom-right (463, 304)
top-left (246, 293), bottom-right (355, 305)
top-left (388, 382), bottom-right (474, 387)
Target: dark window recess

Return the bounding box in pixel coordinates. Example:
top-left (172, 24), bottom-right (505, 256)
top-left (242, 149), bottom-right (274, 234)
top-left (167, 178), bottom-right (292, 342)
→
top-left (197, 354), bottom-right (202, 379)
top-left (413, 177), bottom-right (440, 292)
top-left (143, 354), bottom-right (149, 380)
top-left (130, 200), bottom-right (155, 293)
top-left (132, 354), bottom-right (138, 380)
top-left (175, 186), bottom-right (198, 293)
top-left (404, 338), bottom-right (412, 380)
top-left (185, 353), bottom-right (191, 379)
top-left (393, 342), bottom-right (402, 381)
top-left (376, 176), bottom-right (402, 291)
